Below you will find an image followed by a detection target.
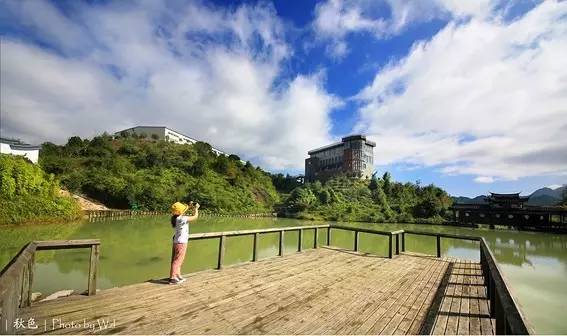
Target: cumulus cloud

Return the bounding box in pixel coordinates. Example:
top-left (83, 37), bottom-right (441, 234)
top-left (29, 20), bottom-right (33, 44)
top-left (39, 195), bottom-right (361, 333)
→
top-left (355, 1), bottom-right (567, 181)
top-left (0, 0), bottom-right (338, 170)
top-left (312, 0), bottom-right (494, 58)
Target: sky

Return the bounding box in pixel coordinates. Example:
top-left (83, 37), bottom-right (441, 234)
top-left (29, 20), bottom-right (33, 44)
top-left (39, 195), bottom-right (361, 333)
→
top-left (1, 0), bottom-right (566, 197)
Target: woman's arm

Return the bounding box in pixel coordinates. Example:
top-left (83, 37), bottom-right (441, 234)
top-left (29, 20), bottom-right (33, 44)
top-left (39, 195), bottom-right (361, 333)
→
top-left (186, 203), bottom-right (200, 222)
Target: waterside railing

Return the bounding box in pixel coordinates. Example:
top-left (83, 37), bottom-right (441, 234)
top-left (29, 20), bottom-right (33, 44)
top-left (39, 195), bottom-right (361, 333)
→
top-left (1, 225), bottom-right (532, 334)
top-left (0, 240), bottom-right (100, 334)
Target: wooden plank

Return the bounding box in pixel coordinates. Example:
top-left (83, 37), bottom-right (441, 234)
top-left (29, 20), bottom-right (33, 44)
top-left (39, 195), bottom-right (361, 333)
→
top-left (445, 261), bottom-right (465, 334)
top-left (469, 262), bottom-right (482, 335)
top-left (429, 262), bottom-right (456, 334)
top-left (35, 240), bottom-right (100, 249)
top-left (457, 260), bottom-right (471, 335)
top-left (397, 258), bottom-right (450, 334)
top-left (20, 249), bottom-right (499, 335)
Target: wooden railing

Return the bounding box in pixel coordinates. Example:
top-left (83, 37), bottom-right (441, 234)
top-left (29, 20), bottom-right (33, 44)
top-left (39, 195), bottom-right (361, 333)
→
top-left (330, 226), bottom-right (532, 334)
top-left (0, 225), bottom-right (532, 334)
top-left (188, 224), bottom-right (330, 269)
top-left (0, 240), bottom-right (100, 334)
top-left (85, 210), bottom-right (164, 221)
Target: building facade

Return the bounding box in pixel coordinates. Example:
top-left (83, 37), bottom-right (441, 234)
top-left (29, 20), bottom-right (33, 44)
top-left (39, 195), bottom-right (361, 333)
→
top-left (114, 126), bottom-right (225, 156)
top-left (0, 138), bottom-right (40, 164)
top-left (305, 135), bottom-right (376, 182)
top-left (452, 192), bottom-right (567, 230)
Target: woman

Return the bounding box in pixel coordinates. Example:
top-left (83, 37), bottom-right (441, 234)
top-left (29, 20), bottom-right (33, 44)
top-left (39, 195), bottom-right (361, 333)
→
top-left (169, 201), bottom-right (199, 284)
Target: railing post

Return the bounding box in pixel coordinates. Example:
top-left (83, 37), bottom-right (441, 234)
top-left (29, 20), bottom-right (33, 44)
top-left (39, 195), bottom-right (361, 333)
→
top-left (24, 252), bottom-right (34, 307)
top-left (1, 281), bottom-right (17, 334)
top-left (252, 232), bottom-right (259, 262)
top-left (354, 230), bottom-right (360, 252)
top-left (298, 229), bottom-right (303, 252)
top-left (436, 235), bottom-right (441, 258)
top-left (88, 244), bottom-right (99, 295)
top-left (489, 276), bottom-right (496, 318)
top-left (279, 230), bottom-right (284, 256)
top-left (388, 234), bottom-right (393, 259)
top-left (314, 228), bottom-right (318, 248)
top-left (401, 232), bottom-right (405, 252)
top-left (327, 227), bottom-right (331, 246)
top-left (495, 293), bottom-right (506, 334)
top-left (217, 235), bottom-right (226, 269)
top-left (395, 234), bottom-right (400, 255)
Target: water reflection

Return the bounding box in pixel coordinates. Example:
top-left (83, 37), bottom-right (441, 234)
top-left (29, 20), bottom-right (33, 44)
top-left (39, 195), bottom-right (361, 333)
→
top-left (1, 217), bottom-right (566, 333)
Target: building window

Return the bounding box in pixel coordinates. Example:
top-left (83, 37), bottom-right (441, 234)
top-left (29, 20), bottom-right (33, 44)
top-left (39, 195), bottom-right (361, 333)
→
top-left (496, 214), bottom-right (501, 218)
top-left (508, 214), bottom-right (514, 219)
top-left (480, 213), bottom-right (485, 218)
top-left (465, 213), bottom-right (470, 217)
top-left (524, 215), bottom-right (530, 220)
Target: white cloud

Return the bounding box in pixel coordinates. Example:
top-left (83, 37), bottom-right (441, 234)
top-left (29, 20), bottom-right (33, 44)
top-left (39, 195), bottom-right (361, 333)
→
top-left (355, 1), bottom-right (567, 181)
top-left (311, 0), bottom-right (494, 58)
top-left (475, 176), bottom-right (495, 184)
top-left (0, 0), bottom-right (338, 170)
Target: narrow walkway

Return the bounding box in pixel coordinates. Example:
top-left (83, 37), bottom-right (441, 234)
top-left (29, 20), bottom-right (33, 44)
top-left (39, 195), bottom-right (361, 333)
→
top-left (19, 248), bottom-right (494, 334)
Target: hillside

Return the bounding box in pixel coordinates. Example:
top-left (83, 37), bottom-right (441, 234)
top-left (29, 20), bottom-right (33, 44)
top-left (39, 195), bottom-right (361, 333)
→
top-left (281, 173), bottom-right (453, 224)
top-left (0, 154), bottom-right (81, 225)
top-left (39, 134), bottom-right (279, 214)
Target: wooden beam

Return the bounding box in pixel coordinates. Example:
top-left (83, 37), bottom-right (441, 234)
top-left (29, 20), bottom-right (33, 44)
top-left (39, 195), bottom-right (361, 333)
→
top-left (354, 231), bottom-right (360, 252)
top-left (88, 244), bottom-right (99, 296)
top-left (279, 231), bottom-right (284, 257)
top-left (298, 229), bottom-right (303, 252)
top-left (217, 235), bottom-right (226, 269)
top-left (252, 232), bottom-right (259, 262)
top-left (314, 228), bottom-right (318, 249)
top-left (436, 236), bottom-right (441, 258)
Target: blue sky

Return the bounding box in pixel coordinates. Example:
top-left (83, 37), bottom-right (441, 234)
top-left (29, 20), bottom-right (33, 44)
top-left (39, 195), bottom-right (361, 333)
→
top-left (1, 0), bottom-right (566, 197)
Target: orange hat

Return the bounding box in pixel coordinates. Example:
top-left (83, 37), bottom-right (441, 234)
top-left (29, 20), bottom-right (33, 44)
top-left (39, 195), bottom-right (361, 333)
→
top-left (171, 202), bottom-right (189, 215)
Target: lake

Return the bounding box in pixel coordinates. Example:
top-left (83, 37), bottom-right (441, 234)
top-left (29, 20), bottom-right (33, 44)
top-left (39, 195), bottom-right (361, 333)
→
top-left (1, 216), bottom-right (566, 333)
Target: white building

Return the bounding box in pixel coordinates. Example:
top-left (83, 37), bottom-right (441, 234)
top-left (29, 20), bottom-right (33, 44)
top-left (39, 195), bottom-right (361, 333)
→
top-left (0, 138), bottom-right (40, 164)
top-left (114, 126), bottom-right (226, 156)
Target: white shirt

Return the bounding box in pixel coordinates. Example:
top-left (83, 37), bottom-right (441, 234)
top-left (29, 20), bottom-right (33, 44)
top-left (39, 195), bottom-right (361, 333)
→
top-left (173, 215), bottom-right (190, 244)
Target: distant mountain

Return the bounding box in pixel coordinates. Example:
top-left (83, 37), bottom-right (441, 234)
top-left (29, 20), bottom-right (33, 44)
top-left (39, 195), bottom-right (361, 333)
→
top-left (454, 185), bottom-right (565, 206)
top-left (527, 195), bottom-right (561, 206)
top-left (452, 195), bottom-right (487, 204)
top-left (530, 186), bottom-right (566, 199)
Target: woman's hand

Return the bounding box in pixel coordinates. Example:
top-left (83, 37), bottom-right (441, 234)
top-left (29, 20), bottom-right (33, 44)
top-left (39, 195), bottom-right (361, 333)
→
top-left (194, 203), bottom-right (200, 209)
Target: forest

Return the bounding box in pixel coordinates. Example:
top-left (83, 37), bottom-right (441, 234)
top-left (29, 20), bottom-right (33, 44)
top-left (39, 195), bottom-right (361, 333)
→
top-left (39, 134), bottom-right (279, 214)
top-left (2, 133), bottom-right (454, 224)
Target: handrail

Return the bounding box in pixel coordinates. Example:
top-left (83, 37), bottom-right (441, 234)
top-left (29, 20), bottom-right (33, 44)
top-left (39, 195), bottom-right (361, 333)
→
top-left (328, 225), bottom-right (532, 334)
top-left (188, 224), bottom-right (330, 269)
top-left (0, 239), bottom-right (100, 334)
top-left (1, 225), bottom-right (533, 334)
top-left (480, 238), bottom-right (532, 334)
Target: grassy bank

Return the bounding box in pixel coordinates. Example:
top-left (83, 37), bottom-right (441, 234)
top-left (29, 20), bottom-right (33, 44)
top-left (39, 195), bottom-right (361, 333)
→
top-left (0, 154), bottom-right (81, 225)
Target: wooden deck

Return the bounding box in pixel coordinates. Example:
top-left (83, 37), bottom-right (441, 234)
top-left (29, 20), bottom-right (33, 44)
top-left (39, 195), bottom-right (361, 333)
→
top-left (19, 248), bottom-right (494, 335)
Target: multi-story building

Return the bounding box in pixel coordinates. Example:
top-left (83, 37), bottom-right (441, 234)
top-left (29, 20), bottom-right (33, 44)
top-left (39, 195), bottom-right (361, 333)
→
top-left (305, 135), bottom-right (376, 182)
top-left (0, 137), bottom-right (40, 164)
top-left (114, 126), bottom-right (225, 156)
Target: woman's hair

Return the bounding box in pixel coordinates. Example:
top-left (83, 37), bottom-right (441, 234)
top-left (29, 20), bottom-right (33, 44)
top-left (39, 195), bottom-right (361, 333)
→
top-left (170, 215), bottom-right (179, 227)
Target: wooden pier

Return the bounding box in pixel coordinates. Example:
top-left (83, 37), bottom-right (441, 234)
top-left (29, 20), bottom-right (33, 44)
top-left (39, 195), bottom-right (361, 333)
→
top-left (1, 225), bottom-right (533, 335)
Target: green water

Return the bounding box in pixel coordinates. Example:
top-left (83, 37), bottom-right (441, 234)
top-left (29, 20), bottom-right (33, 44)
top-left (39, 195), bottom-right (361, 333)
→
top-left (1, 217), bottom-right (566, 334)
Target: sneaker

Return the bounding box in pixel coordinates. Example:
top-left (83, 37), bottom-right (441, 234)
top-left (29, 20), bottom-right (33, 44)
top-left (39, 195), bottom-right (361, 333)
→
top-left (168, 278), bottom-right (185, 285)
